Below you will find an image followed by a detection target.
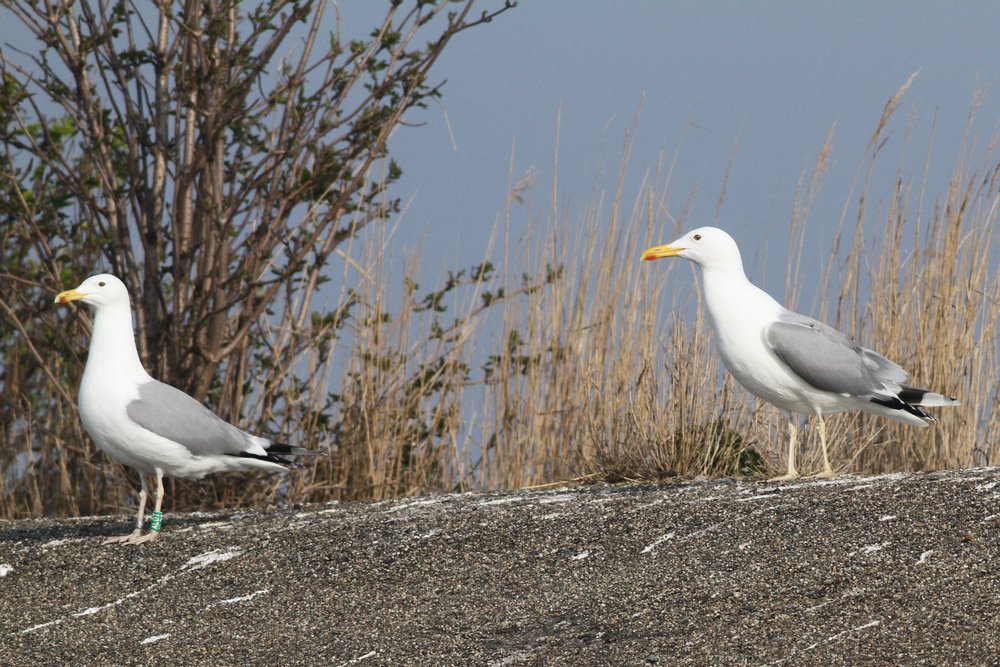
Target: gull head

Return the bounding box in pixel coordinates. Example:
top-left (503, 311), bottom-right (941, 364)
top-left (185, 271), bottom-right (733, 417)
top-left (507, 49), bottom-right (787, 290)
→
top-left (54, 273), bottom-right (130, 309)
top-left (642, 226), bottom-right (743, 272)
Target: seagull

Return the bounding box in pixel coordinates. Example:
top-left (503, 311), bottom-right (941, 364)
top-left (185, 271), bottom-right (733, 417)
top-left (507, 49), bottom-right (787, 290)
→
top-left (642, 227), bottom-right (958, 480)
top-left (55, 274), bottom-right (314, 544)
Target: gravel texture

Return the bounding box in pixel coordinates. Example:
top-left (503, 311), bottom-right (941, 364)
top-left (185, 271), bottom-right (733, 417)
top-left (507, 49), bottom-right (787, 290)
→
top-left (1, 468), bottom-right (998, 665)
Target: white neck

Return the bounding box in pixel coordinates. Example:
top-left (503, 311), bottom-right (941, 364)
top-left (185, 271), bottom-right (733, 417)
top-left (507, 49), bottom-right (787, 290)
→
top-left (82, 300), bottom-right (151, 386)
top-left (698, 262), bottom-right (783, 336)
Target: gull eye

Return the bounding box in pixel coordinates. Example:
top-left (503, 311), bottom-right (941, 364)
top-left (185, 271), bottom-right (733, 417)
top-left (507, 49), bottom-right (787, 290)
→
top-left (693, 234), bottom-right (702, 241)
top-left (98, 281), bottom-right (106, 287)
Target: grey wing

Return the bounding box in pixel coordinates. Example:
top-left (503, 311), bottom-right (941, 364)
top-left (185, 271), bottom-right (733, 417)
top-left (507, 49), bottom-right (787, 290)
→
top-left (763, 313), bottom-right (899, 397)
top-left (858, 346), bottom-right (908, 384)
top-left (126, 380), bottom-right (254, 456)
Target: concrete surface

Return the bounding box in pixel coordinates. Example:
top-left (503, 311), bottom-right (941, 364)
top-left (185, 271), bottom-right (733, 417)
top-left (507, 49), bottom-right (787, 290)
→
top-left (1, 468), bottom-right (998, 665)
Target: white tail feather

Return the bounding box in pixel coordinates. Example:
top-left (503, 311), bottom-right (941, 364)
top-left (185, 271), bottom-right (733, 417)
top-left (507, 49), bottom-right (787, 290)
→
top-left (914, 392), bottom-right (960, 407)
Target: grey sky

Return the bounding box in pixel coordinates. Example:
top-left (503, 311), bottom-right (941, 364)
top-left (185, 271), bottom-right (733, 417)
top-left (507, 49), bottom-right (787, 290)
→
top-left (337, 1), bottom-right (999, 302)
top-left (1, 1), bottom-right (996, 316)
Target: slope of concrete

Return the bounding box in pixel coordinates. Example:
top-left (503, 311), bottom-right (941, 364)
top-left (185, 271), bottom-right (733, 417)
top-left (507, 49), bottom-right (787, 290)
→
top-left (2, 468), bottom-right (998, 665)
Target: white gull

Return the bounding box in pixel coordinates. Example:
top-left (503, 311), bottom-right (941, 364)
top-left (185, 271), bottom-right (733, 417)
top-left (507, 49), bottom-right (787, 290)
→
top-left (55, 274), bottom-right (314, 544)
top-left (643, 227), bottom-right (958, 479)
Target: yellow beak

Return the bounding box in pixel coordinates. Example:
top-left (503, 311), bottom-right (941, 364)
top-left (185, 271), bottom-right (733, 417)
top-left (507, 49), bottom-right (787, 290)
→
top-left (54, 288), bottom-right (86, 304)
top-left (642, 243), bottom-right (684, 261)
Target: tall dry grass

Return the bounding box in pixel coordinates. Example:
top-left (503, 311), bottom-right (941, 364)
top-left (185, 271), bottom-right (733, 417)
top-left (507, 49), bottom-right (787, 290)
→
top-left (2, 93), bottom-right (997, 519)
top-left (475, 145), bottom-right (762, 487)
top-left (305, 91), bottom-right (998, 498)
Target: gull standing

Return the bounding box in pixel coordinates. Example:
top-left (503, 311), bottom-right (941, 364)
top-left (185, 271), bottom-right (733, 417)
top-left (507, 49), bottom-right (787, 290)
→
top-left (643, 227), bottom-right (958, 479)
top-left (55, 274), bottom-right (314, 544)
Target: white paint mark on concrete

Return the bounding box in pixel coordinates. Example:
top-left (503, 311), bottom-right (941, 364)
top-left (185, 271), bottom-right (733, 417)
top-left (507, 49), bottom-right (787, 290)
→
top-left (844, 483), bottom-right (876, 492)
top-left (184, 548), bottom-right (243, 571)
top-left (770, 618), bottom-right (882, 664)
top-left (67, 586), bottom-right (150, 620)
top-left (140, 633), bottom-right (171, 645)
top-left (642, 532), bottom-right (676, 554)
top-left (570, 551), bottom-right (590, 561)
top-left (0, 563), bottom-right (13, 577)
top-left (477, 497), bottom-right (523, 507)
top-left (848, 473), bottom-right (907, 484)
top-left (197, 521), bottom-right (232, 530)
top-left (22, 546), bottom-right (244, 633)
top-left (849, 543), bottom-right (889, 557)
top-left (826, 619), bottom-right (881, 642)
top-left (736, 493), bottom-right (780, 503)
top-left (208, 588), bottom-right (269, 608)
top-left (805, 588), bottom-right (865, 613)
top-left (293, 507), bottom-right (342, 519)
top-left (879, 515), bottom-right (897, 521)
top-left (489, 650), bottom-right (534, 666)
top-left (770, 473), bottom-right (906, 494)
top-left (916, 549), bottom-right (934, 565)
top-left (40, 538), bottom-right (84, 548)
top-left (74, 605), bottom-right (104, 617)
top-left (336, 650), bottom-right (377, 667)
top-left (632, 499), bottom-right (665, 511)
top-left (20, 619), bottom-right (64, 634)
top-left (538, 493), bottom-right (575, 504)
top-left (680, 523), bottom-right (721, 541)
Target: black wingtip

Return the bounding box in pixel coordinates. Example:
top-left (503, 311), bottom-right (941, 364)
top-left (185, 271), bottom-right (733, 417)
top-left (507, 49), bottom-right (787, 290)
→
top-left (898, 385), bottom-right (959, 407)
top-left (230, 451), bottom-right (302, 467)
top-left (264, 441), bottom-right (320, 457)
top-left (229, 441), bottom-right (319, 468)
top-left (870, 395), bottom-right (934, 421)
